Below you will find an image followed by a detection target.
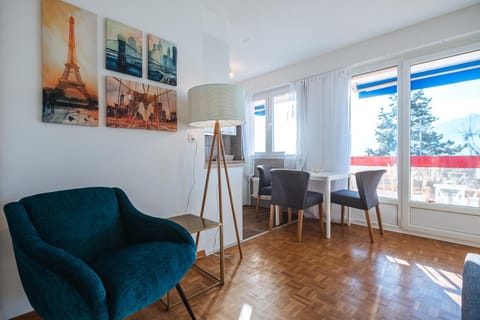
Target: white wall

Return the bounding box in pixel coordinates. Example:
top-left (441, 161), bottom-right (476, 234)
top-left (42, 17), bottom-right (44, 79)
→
top-left (0, 0), bottom-right (235, 318)
top-left (239, 5), bottom-right (480, 92)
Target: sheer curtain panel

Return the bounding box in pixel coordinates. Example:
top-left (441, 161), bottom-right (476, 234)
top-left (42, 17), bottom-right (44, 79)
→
top-left (293, 68), bottom-right (352, 218)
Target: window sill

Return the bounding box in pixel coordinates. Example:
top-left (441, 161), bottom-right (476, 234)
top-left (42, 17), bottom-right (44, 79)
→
top-left (204, 160), bottom-right (245, 168)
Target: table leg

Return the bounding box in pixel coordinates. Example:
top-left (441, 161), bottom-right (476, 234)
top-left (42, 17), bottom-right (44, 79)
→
top-left (325, 177), bottom-right (331, 239)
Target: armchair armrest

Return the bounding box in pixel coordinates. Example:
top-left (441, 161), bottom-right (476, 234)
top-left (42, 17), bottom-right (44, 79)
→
top-left (113, 188), bottom-right (195, 246)
top-left (4, 202), bottom-right (107, 316)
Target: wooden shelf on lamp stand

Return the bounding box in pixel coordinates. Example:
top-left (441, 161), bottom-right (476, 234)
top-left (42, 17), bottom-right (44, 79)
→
top-left (195, 121), bottom-right (243, 260)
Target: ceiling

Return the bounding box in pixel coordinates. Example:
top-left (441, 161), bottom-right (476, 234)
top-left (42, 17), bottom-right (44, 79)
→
top-left (197, 0), bottom-right (480, 82)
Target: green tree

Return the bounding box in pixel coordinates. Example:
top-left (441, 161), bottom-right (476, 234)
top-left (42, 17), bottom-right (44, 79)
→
top-left (366, 89), bottom-right (464, 156)
top-left (366, 95), bottom-right (397, 156)
top-left (461, 115), bottom-right (480, 155)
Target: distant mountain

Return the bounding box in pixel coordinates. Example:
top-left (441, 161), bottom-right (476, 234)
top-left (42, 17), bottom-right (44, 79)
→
top-left (434, 114), bottom-right (480, 155)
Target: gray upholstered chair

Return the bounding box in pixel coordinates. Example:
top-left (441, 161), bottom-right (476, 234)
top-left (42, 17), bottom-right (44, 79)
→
top-left (462, 253), bottom-right (480, 320)
top-left (255, 165), bottom-right (273, 215)
top-left (269, 169), bottom-right (324, 242)
top-left (330, 169), bottom-right (386, 243)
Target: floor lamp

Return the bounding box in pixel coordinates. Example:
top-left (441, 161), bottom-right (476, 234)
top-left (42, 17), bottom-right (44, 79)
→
top-left (188, 83), bottom-right (245, 259)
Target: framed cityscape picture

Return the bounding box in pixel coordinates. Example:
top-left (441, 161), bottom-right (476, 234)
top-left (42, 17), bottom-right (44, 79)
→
top-left (147, 34), bottom-right (177, 86)
top-left (105, 18), bottom-right (142, 77)
top-left (106, 76), bottom-right (177, 132)
top-left (41, 0), bottom-right (98, 126)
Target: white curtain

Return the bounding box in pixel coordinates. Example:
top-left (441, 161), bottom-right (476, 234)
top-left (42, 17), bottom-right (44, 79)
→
top-left (290, 81), bottom-right (307, 170)
top-left (293, 68), bottom-right (351, 173)
top-left (242, 94), bottom-right (255, 204)
top-left (292, 68), bottom-right (352, 217)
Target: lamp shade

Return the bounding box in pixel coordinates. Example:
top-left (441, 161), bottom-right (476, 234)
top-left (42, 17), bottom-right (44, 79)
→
top-left (188, 83), bottom-right (246, 128)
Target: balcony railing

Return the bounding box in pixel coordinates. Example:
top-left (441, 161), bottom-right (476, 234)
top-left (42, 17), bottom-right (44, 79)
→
top-left (350, 155), bottom-right (480, 207)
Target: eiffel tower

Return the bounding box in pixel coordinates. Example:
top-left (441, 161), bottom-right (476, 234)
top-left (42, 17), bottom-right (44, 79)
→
top-left (56, 16), bottom-right (91, 100)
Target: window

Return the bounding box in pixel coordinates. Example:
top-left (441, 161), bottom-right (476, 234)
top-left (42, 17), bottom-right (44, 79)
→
top-left (253, 87), bottom-right (296, 155)
top-left (351, 67), bottom-right (398, 198)
top-left (408, 51), bottom-right (480, 207)
top-left (351, 49), bottom-right (480, 208)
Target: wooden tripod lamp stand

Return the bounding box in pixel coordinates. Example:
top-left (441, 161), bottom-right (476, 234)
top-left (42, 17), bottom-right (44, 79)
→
top-left (188, 84), bottom-right (245, 258)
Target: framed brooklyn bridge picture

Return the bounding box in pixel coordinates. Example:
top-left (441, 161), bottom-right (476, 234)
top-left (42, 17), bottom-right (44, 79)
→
top-left (106, 76), bottom-right (177, 132)
top-left (41, 0), bottom-right (98, 126)
top-left (105, 19), bottom-right (143, 78)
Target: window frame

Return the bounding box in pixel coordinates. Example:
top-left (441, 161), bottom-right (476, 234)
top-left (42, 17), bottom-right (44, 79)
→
top-left (402, 46), bottom-right (480, 214)
top-left (352, 42), bottom-right (480, 216)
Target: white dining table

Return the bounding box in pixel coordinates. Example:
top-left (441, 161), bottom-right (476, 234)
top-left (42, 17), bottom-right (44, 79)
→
top-left (309, 171), bottom-right (350, 239)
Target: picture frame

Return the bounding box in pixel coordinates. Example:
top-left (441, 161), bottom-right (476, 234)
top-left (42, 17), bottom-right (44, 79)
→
top-left (41, 0), bottom-right (98, 126)
top-left (105, 18), bottom-right (143, 77)
top-left (147, 34), bottom-right (177, 86)
top-left (106, 76), bottom-right (177, 132)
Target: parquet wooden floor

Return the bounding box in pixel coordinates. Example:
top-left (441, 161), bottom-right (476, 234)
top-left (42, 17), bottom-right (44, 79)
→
top-left (243, 205), bottom-right (294, 239)
top-left (15, 219), bottom-right (480, 320)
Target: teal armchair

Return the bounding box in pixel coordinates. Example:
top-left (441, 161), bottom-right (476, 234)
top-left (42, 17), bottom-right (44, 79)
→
top-left (3, 187), bottom-right (196, 320)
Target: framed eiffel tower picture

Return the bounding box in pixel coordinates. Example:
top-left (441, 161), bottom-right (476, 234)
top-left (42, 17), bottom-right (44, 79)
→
top-left (41, 0), bottom-right (98, 126)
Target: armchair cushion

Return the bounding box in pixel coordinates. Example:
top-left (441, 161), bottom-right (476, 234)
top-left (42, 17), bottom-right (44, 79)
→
top-left (90, 241), bottom-right (195, 320)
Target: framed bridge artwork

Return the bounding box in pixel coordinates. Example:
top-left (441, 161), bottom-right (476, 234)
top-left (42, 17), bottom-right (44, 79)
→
top-left (148, 34), bottom-right (177, 86)
top-left (105, 19), bottom-right (143, 78)
top-left (41, 0), bottom-right (98, 126)
top-left (105, 76), bottom-right (177, 132)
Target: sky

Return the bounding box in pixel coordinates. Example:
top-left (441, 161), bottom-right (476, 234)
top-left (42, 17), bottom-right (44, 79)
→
top-left (42, 0), bottom-right (97, 95)
top-left (351, 79), bottom-right (480, 156)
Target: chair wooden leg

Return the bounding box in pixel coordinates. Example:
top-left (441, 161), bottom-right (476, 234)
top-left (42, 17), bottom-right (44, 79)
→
top-left (278, 206), bottom-right (283, 225)
top-left (288, 208), bottom-right (292, 224)
top-left (297, 210), bottom-right (304, 242)
top-left (375, 204), bottom-right (384, 235)
top-left (255, 196), bottom-right (261, 217)
top-left (269, 205), bottom-right (275, 231)
top-left (364, 210), bottom-right (374, 243)
top-left (176, 284), bottom-right (196, 320)
top-left (341, 206), bottom-right (345, 225)
top-left (318, 204), bottom-right (324, 236)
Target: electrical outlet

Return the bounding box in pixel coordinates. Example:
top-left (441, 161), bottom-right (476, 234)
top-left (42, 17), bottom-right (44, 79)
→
top-left (187, 131), bottom-right (197, 143)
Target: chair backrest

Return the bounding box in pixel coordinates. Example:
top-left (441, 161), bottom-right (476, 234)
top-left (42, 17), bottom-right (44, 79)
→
top-left (355, 170), bottom-right (387, 209)
top-left (253, 157), bottom-right (285, 172)
top-left (16, 187), bottom-right (127, 262)
top-left (257, 165), bottom-right (273, 190)
top-left (271, 169), bottom-right (310, 209)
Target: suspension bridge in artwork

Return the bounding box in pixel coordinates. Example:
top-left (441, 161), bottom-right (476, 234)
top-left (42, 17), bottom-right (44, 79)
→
top-left (106, 77), bottom-right (177, 132)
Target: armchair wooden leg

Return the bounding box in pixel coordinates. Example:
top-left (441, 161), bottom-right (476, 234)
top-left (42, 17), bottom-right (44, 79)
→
top-left (278, 206), bottom-right (284, 225)
top-left (288, 208), bottom-right (292, 224)
top-left (318, 203), bottom-right (324, 235)
top-left (176, 284), bottom-right (196, 320)
top-left (364, 210), bottom-right (374, 243)
top-left (256, 195), bottom-right (261, 217)
top-left (269, 205), bottom-right (275, 231)
top-left (297, 210), bottom-right (304, 242)
top-left (375, 204), bottom-right (384, 235)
